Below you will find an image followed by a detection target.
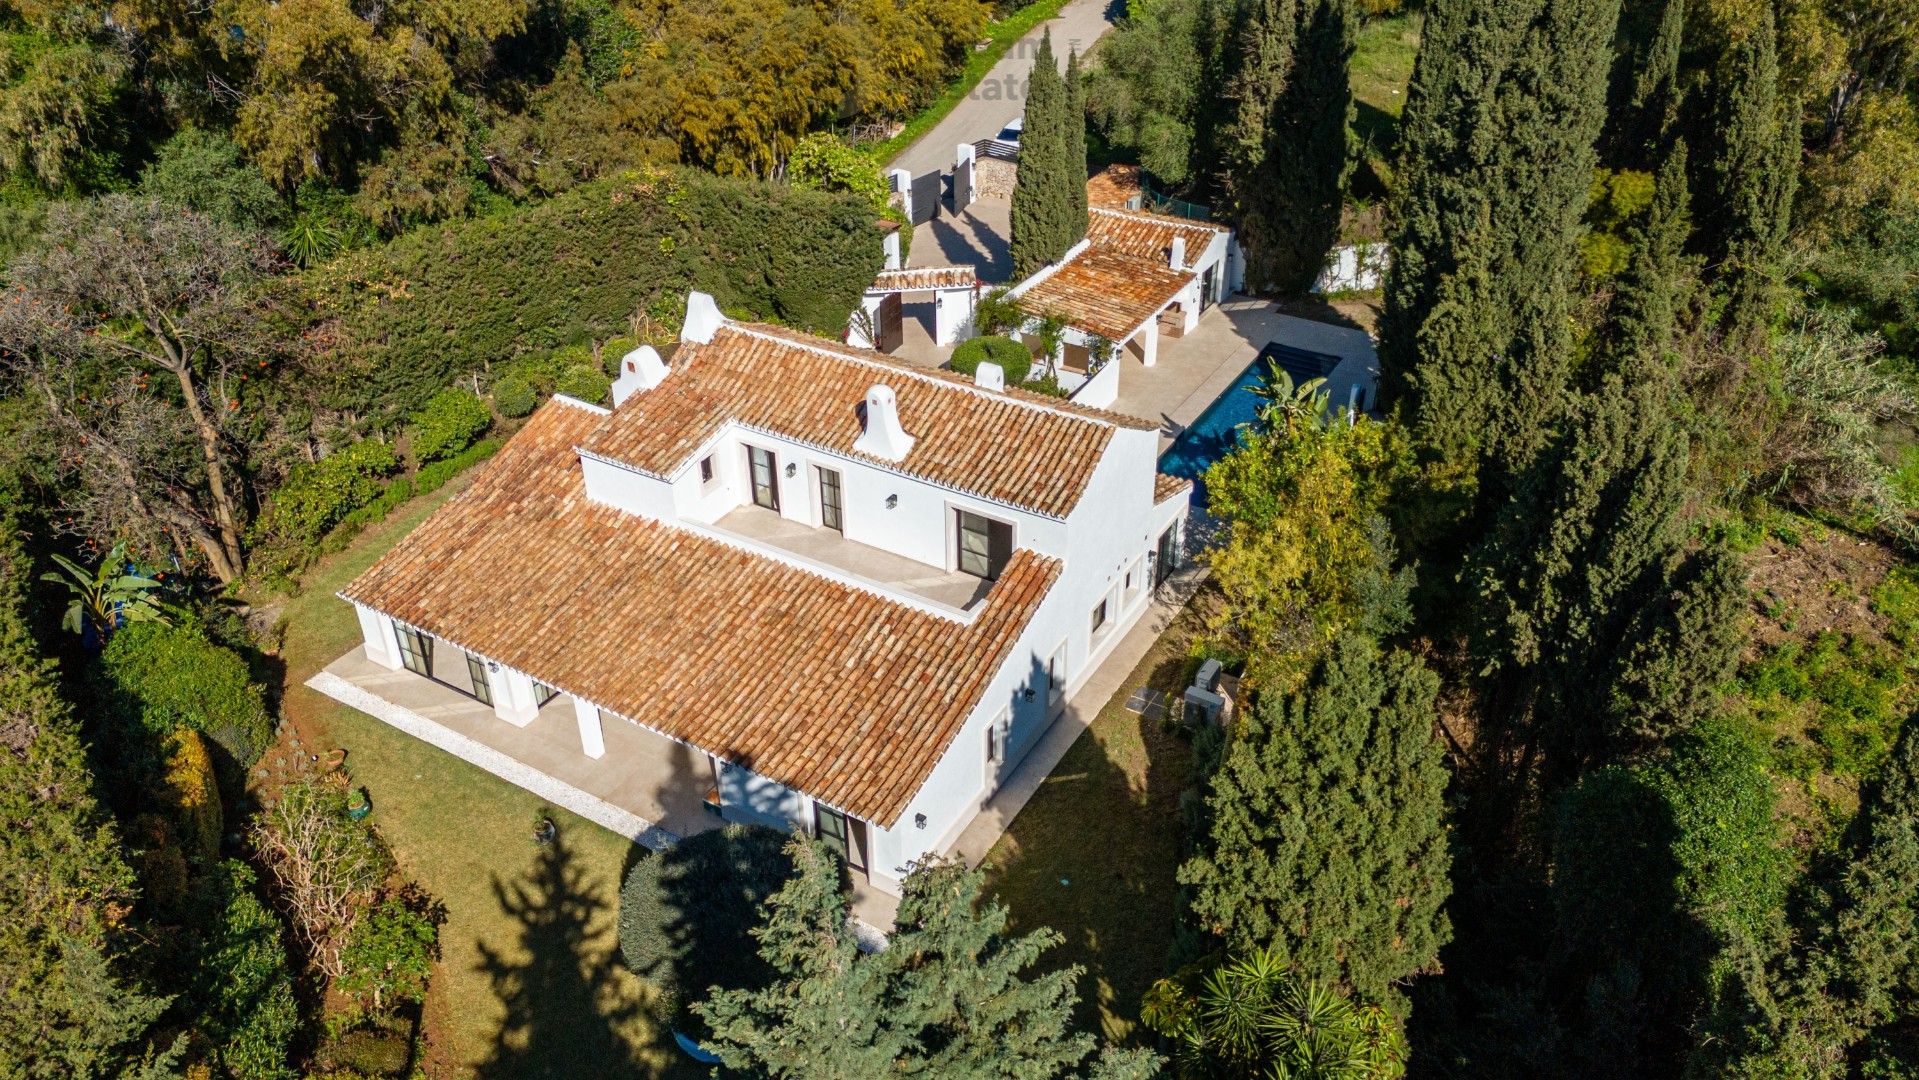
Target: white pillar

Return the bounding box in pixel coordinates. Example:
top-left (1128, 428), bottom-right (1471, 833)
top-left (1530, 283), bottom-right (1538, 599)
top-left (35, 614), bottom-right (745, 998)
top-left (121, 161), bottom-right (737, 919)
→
top-left (849, 293), bottom-right (884, 349)
top-left (1178, 284), bottom-right (1201, 333)
top-left (571, 696), bottom-right (606, 759)
top-left (934, 287), bottom-right (975, 345)
top-left (357, 605), bottom-right (403, 670)
top-left (493, 667), bottom-right (541, 727)
top-left (882, 230), bottom-right (901, 271)
top-left (1140, 319), bottom-right (1159, 368)
top-left (888, 168), bottom-right (912, 222)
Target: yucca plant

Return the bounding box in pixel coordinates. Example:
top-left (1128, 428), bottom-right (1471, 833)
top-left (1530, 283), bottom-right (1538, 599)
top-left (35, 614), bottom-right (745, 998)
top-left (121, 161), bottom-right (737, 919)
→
top-left (41, 542), bottom-right (168, 637)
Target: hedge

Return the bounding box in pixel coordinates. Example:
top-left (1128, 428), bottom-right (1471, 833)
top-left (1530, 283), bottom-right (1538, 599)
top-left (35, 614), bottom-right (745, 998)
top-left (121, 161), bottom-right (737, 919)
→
top-left (491, 373), bottom-right (538, 418)
top-left (948, 334), bottom-right (1034, 385)
top-left (555, 366), bottom-right (611, 405)
top-left (250, 439), bottom-right (400, 552)
top-left (406, 388), bottom-right (491, 463)
top-left (163, 729), bottom-right (223, 866)
top-left (101, 621), bottom-right (276, 769)
top-left (297, 168), bottom-right (885, 423)
top-left (618, 825), bottom-right (796, 1030)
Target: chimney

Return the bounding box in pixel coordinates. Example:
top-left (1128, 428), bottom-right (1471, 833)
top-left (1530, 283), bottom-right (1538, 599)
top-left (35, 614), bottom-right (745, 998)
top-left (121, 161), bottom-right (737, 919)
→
top-left (974, 361), bottom-right (1005, 392)
top-left (853, 384), bottom-right (916, 461)
top-left (681, 291), bottom-right (724, 344)
top-left (610, 345), bottom-right (668, 407)
top-left (1169, 237), bottom-right (1186, 272)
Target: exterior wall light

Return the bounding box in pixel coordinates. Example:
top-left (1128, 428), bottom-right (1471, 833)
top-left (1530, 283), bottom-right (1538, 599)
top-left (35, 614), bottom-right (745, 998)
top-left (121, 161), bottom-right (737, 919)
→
top-left (784, 462), bottom-right (797, 478)
top-left (886, 494), bottom-right (899, 509)
top-left (1022, 687), bottom-right (1036, 702)
top-left (915, 813), bottom-right (927, 829)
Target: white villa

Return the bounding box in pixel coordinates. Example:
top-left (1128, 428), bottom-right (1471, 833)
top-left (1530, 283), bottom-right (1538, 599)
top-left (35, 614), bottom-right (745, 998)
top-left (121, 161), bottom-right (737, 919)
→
top-left (1005, 206), bottom-right (1243, 408)
top-left (334, 292), bottom-right (1191, 897)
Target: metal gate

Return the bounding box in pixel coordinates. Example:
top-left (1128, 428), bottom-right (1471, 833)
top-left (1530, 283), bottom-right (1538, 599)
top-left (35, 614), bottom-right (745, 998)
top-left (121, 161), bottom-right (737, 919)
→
top-left (876, 292), bottom-right (904, 352)
top-left (910, 170), bottom-right (942, 225)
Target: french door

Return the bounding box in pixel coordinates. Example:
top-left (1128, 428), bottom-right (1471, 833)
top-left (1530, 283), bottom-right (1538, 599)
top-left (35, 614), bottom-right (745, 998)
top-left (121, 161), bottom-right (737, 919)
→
top-left (955, 509), bottom-right (1012, 580)
top-left (395, 624), bottom-right (433, 677)
top-left (818, 467), bottom-right (843, 533)
top-left (747, 446), bottom-right (780, 511)
top-left (815, 804), bottom-right (868, 874)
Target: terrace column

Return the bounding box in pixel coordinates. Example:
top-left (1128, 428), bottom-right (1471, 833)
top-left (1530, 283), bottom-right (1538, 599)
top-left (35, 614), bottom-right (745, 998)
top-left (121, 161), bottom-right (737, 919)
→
top-left (572, 696), bottom-right (607, 759)
top-left (493, 668), bottom-right (541, 727)
top-left (1140, 319), bottom-right (1159, 368)
top-left (356, 605), bottom-right (403, 670)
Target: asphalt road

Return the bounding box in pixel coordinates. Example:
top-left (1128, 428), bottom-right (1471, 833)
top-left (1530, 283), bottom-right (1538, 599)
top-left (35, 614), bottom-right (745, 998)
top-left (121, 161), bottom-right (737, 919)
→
top-left (887, 0), bottom-right (1124, 178)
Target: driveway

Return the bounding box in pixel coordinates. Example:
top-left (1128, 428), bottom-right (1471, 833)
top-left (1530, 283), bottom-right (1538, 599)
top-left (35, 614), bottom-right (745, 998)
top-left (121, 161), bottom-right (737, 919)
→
top-left (887, 0), bottom-right (1125, 178)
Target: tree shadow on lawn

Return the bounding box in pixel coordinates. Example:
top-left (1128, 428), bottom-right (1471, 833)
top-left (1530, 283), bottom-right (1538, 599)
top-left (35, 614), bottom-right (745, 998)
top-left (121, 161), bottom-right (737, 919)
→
top-left (473, 824), bottom-right (695, 1079)
top-left (981, 646), bottom-right (1197, 1044)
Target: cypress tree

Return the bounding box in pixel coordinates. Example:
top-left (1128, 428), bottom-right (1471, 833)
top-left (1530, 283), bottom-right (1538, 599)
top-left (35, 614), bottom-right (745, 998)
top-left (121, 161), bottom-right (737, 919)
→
top-left (1832, 718), bottom-right (1919, 1029)
top-left (697, 840), bottom-right (1159, 1078)
top-left (1226, 0), bottom-right (1353, 295)
top-left (1010, 30), bottom-right (1074, 277)
top-left (1595, 142), bottom-right (1693, 382)
top-left (1180, 633), bottom-right (1452, 1005)
top-left (1064, 48), bottom-right (1088, 248)
top-left (0, 517), bottom-right (176, 1077)
top-left (1701, 5), bottom-right (1798, 344)
top-left (1376, 0), bottom-right (1622, 472)
top-left (1601, 0), bottom-right (1687, 164)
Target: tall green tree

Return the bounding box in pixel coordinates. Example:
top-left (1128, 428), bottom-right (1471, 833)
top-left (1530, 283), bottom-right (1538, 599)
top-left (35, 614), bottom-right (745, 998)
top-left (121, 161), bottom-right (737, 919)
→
top-left (1082, 0), bottom-right (1241, 197)
top-left (1601, 0), bottom-right (1687, 164)
top-left (696, 839), bottom-right (1160, 1078)
top-left (1064, 47), bottom-right (1089, 248)
top-left (1376, 0), bottom-right (1622, 472)
top-left (1010, 29), bottom-right (1076, 277)
top-left (1593, 143), bottom-right (1693, 379)
top-left (1225, 0), bottom-right (1354, 294)
top-left (1830, 716), bottom-right (1919, 1030)
top-left (1698, 3), bottom-right (1799, 343)
top-left (1181, 634), bottom-right (1451, 1006)
top-left (0, 512), bottom-right (177, 1078)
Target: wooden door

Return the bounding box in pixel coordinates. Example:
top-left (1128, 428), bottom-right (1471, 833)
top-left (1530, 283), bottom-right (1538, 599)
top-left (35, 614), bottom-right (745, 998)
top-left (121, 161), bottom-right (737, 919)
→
top-left (876, 292), bottom-right (904, 353)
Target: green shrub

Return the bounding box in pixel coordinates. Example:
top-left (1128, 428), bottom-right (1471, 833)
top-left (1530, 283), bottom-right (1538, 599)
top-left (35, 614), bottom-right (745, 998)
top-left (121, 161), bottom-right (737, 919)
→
top-left (163, 730), bottom-right (222, 865)
top-left (555, 366), bottom-right (611, 405)
top-left (600, 335), bottom-right (638, 375)
top-left (1022, 373), bottom-right (1069, 398)
top-left (339, 897), bottom-right (437, 1016)
top-left (948, 334), bottom-right (1034, 384)
top-left (492, 373), bottom-right (538, 417)
top-left (292, 169), bottom-right (883, 423)
top-left (101, 621), bottom-right (276, 768)
top-left (416, 438), bottom-right (502, 494)
top-left (406, 388), bottom-right (491, 463)
top-left (180, 860), bottom-right (300, 1080)
top-left (552, 343), bottom-right (594, 371)
top-left (618, 825), bottom-right (797, 1030)
top-left (251, 440), bottom-right (399, 552)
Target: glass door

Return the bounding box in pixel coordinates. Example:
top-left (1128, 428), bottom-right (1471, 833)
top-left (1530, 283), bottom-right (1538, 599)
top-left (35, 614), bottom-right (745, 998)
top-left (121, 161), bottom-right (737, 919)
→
top-left (747, 446), bottom-right (780, 511)
top-left (464, 653), bottom-right (494, 705)
top-left (395, 624), bottom-right (433, 677)
top-left (815, 804), bottom-right (868, 874)
top-left (955, 509), bottom-right (1012, 580)
top-left (1154, 522), bottom-right (1180, 587)
top-left (818, 467), bottom-right (843, 533)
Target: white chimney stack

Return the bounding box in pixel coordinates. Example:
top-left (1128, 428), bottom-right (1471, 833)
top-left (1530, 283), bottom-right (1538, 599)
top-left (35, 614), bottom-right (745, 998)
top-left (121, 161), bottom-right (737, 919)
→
top-left (681, 290), bottom-right (724, 344)
top-left (610, 344), bottom-right (668, 407)
top-left (974, 361), bottom-right (1005, 392)
top-left (854, 384), bottom-right (916, 462)
top-left (1169, 237), bottom-right (1186, 272)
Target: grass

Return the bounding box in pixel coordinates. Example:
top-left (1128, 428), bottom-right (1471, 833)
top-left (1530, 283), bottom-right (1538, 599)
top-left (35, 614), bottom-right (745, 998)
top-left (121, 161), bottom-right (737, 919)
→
top-left (1349, 12), bottom-right (1421, 197)
top-left (867, 0), bottom-right (1076, 164)
top-left (270, 480), bottom-right (692, 1078)
top-left (979, 611), bottom-right (1199, 1043)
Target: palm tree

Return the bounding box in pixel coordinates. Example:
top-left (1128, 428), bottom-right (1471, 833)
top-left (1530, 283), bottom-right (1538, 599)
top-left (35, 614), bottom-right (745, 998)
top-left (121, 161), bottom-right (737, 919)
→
top-left (41, 542), bottom-right (168, 637)
top-left (1248, 359), bottom-right (1331, 434)
top-left (1142, 948), bottom-right (1405, 1079)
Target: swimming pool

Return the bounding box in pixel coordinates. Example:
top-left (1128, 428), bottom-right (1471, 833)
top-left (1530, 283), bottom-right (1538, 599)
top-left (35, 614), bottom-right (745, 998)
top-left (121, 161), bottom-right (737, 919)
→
top-left (1157, 342), bottom-right (1341, 501)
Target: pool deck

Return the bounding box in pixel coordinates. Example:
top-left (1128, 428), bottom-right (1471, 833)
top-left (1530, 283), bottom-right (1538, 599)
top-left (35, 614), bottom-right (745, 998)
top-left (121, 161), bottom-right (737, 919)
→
top-left (1112, 297), bottom-right (1380, 452)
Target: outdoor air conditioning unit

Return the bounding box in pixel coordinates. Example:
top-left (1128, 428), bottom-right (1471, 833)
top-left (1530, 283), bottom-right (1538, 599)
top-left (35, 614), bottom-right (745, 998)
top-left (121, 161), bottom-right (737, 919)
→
top-left (1183, 659), bottom-right (1226, 727)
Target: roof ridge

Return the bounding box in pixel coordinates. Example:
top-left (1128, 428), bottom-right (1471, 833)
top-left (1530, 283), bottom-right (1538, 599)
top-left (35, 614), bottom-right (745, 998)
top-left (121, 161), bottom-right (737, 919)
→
top-left (1088, 205), bottom-right (1228, 232)
top-left (727, 322), bottom-right (1128, 431)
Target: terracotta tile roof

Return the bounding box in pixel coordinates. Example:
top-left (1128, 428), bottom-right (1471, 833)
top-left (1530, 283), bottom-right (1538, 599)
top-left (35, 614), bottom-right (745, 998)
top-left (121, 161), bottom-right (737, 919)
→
top-left (579, 322), bottom-right (1154, 519)
top-left (1086, 206), bottom-right (1228, 264)
top-left (342, 400), bottom-right (1063, 827)
top-left (871, 266), bottom-right (977, 292)
top-left (1086, 164), bottom-right (1146, 209)
top-left (1019, 247), bottom-right (1192, 341)
top-left (1154, 472), bottom-right (1193, 504)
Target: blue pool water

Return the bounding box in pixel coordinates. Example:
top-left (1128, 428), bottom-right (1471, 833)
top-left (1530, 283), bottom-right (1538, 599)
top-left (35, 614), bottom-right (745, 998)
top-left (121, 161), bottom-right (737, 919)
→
top-left (1157, 342), bottom-right (1341, 502)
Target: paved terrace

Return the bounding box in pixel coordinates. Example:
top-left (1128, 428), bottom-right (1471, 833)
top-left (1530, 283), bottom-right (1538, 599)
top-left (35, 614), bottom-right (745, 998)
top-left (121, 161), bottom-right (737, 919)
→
top-left (714, 505), bottom-right (990, 610)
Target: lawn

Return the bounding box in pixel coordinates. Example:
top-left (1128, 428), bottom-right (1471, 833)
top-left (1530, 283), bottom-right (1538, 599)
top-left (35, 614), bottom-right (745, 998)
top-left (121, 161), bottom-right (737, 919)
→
top-left (1349, 12), bottom-right (1421, 197)
top-left (267, 480), bottom-right (694, 1078)
top-left (979, 609), bottom-right (1201, 1043)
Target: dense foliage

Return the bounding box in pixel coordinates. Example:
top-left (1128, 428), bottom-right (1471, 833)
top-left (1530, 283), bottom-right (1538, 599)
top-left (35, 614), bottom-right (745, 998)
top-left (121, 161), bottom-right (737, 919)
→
top-left (695, 839), bottom-right (1161, 1078)
top-left (948, 334), bottom-right (1036, 384)
top-left (99, 621), bottom-right (277, 770)
top-left (1009, 30), bottom-right (1086, 277)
